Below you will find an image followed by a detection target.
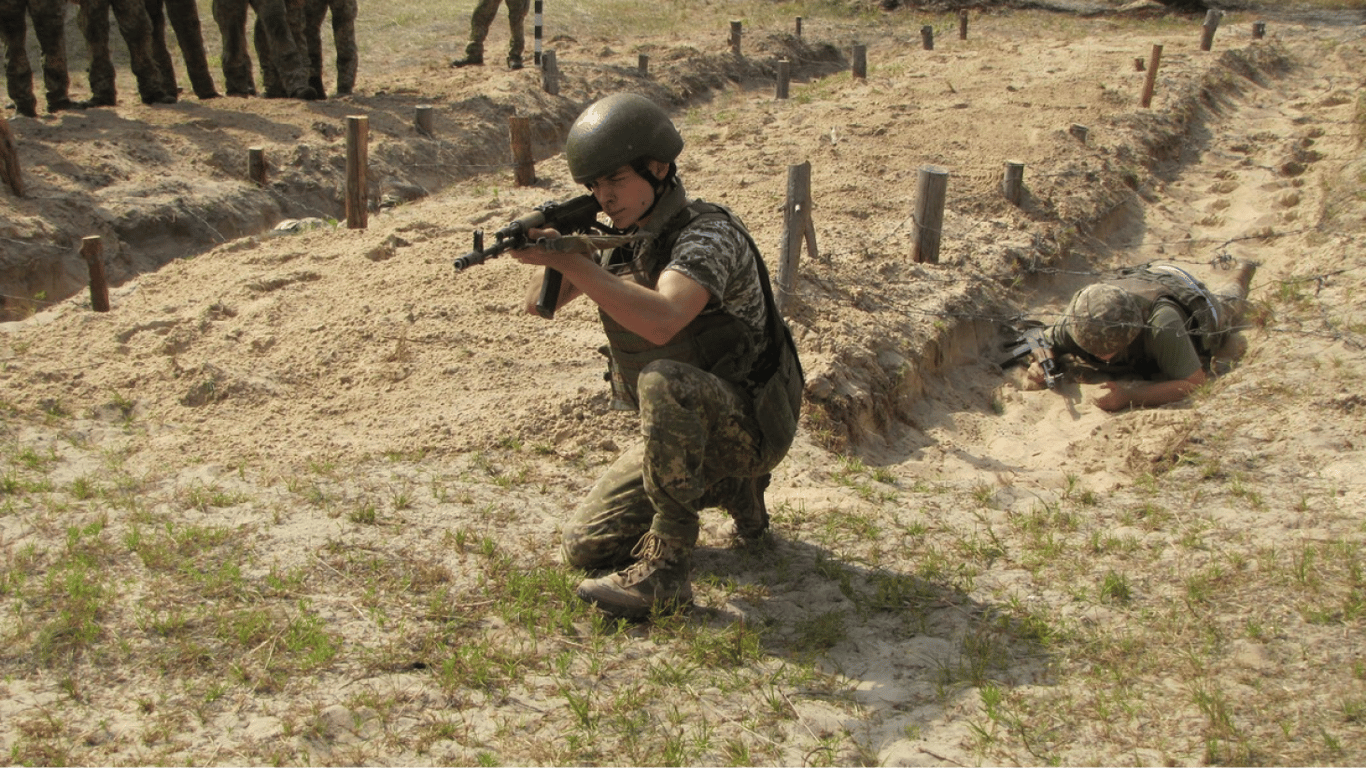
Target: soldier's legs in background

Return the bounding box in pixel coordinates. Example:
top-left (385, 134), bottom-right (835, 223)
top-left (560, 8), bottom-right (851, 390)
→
top-left (212, 0), bottom-right (253, 95)
top-left (164, 0), bottom-right (217, 98)
top-left (30, 0), bottom-right (71, 110)
top-left (463, 0), bottom-right (500, 61)
top-left (329, 0), bottom-right (355, 94)
top-left (77, 0), bottom-right (118, 105)
top-left (1, 0), bottom-right (38, 116)
top-left (143, 0), bottom-right (179, 97)
top-left (108, 0), bottom-right (173, 103)
top-left (251, 0), bottom-right (313, 99)
top-left (504, 0), bottom-right (528, 66)
top-left (302, 0), bottom-right (324, 95)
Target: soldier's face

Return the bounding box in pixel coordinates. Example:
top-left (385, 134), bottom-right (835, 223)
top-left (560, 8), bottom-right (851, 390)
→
top-left (588, 161), bottom-right (668, 229)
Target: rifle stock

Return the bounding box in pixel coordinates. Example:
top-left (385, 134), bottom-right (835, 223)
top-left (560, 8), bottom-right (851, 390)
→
top-left (452, 194), bottom-right (605, 319)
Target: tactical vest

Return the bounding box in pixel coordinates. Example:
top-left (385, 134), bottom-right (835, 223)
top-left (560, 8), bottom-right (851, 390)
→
top-left (598, 201), bottom-right (804, 468)
top-left (1106, 264), bottom-right (1224, 354)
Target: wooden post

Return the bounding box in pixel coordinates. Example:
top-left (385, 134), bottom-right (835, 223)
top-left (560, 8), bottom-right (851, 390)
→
top-left (0, 114), bottom-right (22, 196)
top-left (1002, 161), bottom-right (1024, 205)
top-left (415, 105), bottom-right (435, 137)
top-left (345, 115), bottom-right (368, 229)
top-left (958, 10), bottom-right (968, 40)
top-left (1140, 44), bottom-right (1162, 108)
top-left (1252, 20), bottom-right (1266, 39)
top-left (911, 166), bottom-right (948, 264)
top-left (81, 236), bottom-right (110, 312)
top-left (248, 147), bottom-right (266, 186)
top-left (638, 54), bottom-right (649, 77)
top-left (1134, 57), bottom-right (1145, 72)
top-left (776, 59), bottom-right (790, 99)
top-left (795, 16), bottom-right (802, 39)
top-left (541, 50), bottom-right (559, 95)
top-left (1200, 9), bottom-right (1222, 52)
top-left (778, 161), bottom-right (816, 314)
top-left (1069, 124), bottom-right (1089, 144)
top-left (730, 20), bottom-right (742, 55)
top-left (509, 115), bottom-right (535, 186)
top-left (852, 44), bottom-right (866, 80)
top-left (921, 25), bottom-right (934, 50)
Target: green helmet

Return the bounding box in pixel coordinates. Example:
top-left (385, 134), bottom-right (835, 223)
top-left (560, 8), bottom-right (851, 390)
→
top-left (1063, 283), bottom-right (1143, 358)
top-left (565, 93), bottom-right (684, 185)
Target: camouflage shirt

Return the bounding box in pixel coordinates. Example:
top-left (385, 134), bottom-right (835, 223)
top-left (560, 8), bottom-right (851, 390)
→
top-left (665, 214), bottom-right (768, 338)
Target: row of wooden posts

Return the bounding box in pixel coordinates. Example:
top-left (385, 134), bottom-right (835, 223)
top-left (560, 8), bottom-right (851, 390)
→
top-left (70, 11), bottom-right (1272, 314)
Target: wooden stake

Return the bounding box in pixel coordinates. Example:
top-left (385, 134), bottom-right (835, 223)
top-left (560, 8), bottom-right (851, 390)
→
top-left (795, 16), bottom-right (802, 39)
top-left (730, 20), bottom-right (742, 55)
top-left (1200, 9), bottom-right (1222, 52)
top-left (921, 25), bottom-right (934, 50)
top-left (1134, 57), bottom-right (1145, 72)
top-left (346, 115), bottom-right (368, 229)
top-left (852, 44), bottom-right (866, 80)
top-left (509, 115), bottom-right (535, 187)
top-left (959, 10), bottom-right (968, 40)
top-left (81, 236), bottom-right (110, 312)
top-left (541, 50), bottom-right (559, 95)
top-left (1002, 161), bottom-right (1024, 205)
top-left (778, 161), bottom-right (816, 314)
top-left (638, 54), bottom-right (649, 77)
top-left (1140, 44), bottom-right (1162, 108)
top-left (415, 105), bottom-right (435, 137)
top-left (1252, 20), bottom-right (1266, 39)
top-left (248, 146), bottom-right (267, 185)
top-left (776, 59), bottom-right (790, 100)
top-left (911, 166), bottom-right (948, 264)
top-left (0, 114), bottom-right (25, 196)
top-left (1069, 124), bottom-right (1089, 144)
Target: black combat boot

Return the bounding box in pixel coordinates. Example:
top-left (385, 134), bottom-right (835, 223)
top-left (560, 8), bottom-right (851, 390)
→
top-left (450, 54), bottom-right (484, 68)
top-left (576, 532), bottom-right (692, 619)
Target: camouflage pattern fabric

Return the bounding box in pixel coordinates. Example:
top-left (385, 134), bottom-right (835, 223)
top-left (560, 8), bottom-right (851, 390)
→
top-left (560, 359), bottom-right (769, 572)
top-left (1063, 283), bottom-right (1144, 359)
top-left (462, 0), bottom-right (529, 63)
top-left (77, 0), bottom-right (172, 104)
top-left (211, 0), bottom-right (255, 95)
top-left (145, 0), bottom-right (218, 99)
top-left (1, 0), bottom-right (70, 115)
top-left (303, 0), bottom-right (355, 96)
top-left (253, 0), bottom-right (311, 98)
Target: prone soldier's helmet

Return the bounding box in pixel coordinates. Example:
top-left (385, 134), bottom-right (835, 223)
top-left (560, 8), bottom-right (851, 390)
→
top-left (565, 93), bottom-right (684, 186)
top-left (1063, 283), bottom-right (1143, 359)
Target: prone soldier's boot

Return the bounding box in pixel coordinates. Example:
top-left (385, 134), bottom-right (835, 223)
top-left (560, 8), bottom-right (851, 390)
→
top-left (575, 532), bottom-right (692, 619)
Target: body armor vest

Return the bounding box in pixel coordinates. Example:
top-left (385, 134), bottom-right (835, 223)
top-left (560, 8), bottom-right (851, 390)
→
top-left (598, 200), bottom-right (804, 468)
top-left (1107, 264), bottom-right (1223, 353)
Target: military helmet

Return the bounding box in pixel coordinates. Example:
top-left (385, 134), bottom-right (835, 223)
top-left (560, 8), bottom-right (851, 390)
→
top-left (1063, 283), bottom-right (1143, 358)
top-left (565, 93), bottom-right (684, 185)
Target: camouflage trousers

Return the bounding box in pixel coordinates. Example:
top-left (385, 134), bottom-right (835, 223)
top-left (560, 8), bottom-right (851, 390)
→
top-left (303, 0), bottom-right (355, 96)
top-left (560, 359), bottom-right (772, 572)
top-left (146, 0), bottom-right (218, 99)
top-left (212, 0), bottom-right (310, 97)
top-left (463, 0), bottom-right (529, 62)
top-left (0, 0), bottom-right (69, 113)
top-left (77, 0), bottom-right (170, 104)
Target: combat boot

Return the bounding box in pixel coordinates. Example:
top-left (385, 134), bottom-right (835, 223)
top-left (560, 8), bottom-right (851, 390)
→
top-left (450, 54), bottom-right (484, 68)
top-left (714, 474), bottom-right (771, 546)
top-left (575, 532), bottom-right (692, 619)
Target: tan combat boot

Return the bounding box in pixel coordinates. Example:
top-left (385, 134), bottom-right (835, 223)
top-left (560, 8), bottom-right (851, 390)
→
top-left (575, 532), bottom-right (693, 619)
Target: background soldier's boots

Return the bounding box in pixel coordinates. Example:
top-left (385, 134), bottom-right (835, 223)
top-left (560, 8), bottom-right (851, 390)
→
top-left (575, 532), bottom-right (692, 619)
top-left (716, 474), bottom-right (771, 545)
top-left (449, 54), bottom-right (483, 67)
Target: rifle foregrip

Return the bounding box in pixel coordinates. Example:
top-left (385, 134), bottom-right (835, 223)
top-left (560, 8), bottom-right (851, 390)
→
top-left (536, 268), bottom-right (563, 319)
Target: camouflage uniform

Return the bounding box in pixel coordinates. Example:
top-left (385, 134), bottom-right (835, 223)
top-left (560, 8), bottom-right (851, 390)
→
top-left (1, 0), bottom-right (71, 116)
top-left (145, 0), bottom-right (218, 99)
top-left (302, 0), bottom-right (355, 97)
top-left (212, 0), bottom-right (312, 98)
top-left (560, 182), bottom-right (803, 573)
top-left (460, 0), bottom-right (529, 67)
top-left (76, 0), bottom-right (174, 105)
top-left (254, 0), bottom-right (312, 98)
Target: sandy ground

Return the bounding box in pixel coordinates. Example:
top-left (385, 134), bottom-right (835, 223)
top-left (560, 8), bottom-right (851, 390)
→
top-left (1, 2), bottom-right (1365, 765)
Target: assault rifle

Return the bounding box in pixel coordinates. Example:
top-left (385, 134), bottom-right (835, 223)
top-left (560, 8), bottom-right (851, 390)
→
top-left (1001, 323), bottom-right (1063, 390)
top-left (453, 194), bottom-right (606, 319)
